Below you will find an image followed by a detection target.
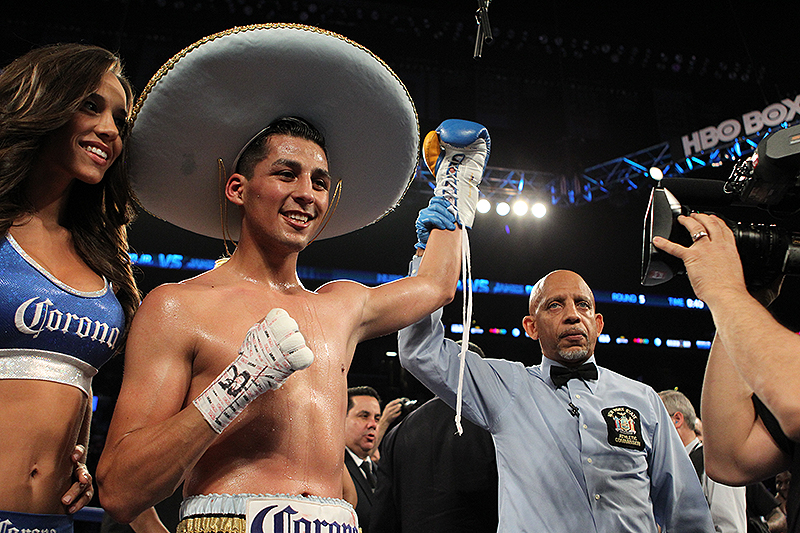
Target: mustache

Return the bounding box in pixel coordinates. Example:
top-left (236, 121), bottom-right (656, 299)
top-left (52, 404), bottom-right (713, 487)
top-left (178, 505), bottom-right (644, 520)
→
top-left (559, 328), bottom-right (587, 339)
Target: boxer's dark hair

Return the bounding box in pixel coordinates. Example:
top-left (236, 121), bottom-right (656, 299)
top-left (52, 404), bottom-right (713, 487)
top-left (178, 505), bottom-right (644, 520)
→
top-left (235, 116), bottom-right (327, 178)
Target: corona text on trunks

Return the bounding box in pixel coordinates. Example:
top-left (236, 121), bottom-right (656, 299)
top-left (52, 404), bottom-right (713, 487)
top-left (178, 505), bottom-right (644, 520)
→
top-left (250, 504), bottom-right (357, 533)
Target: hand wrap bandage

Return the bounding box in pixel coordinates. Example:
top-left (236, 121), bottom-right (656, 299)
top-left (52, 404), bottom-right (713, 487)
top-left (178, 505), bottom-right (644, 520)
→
top-left (193, 308), bottom-right (314, 433)
top-left (423, 119), bottom-right (491, 229)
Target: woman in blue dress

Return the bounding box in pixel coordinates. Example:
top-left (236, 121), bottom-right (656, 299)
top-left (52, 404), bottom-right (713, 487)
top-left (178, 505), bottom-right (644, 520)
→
top-left (0, 43), bottom-right (139, 533)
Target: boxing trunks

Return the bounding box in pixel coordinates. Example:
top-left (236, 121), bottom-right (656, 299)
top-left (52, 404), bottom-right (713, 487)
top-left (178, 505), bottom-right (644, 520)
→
top-left (0, 509), bottom-right (73, 533)
top-left (0, 234), bottom-right (124, 395)
top-left (178, 494), bottom-right (358, 533)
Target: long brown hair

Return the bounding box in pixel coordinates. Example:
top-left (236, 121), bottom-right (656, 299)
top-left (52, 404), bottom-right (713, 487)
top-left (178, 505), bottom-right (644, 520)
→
top-left (0, 43), bottom-right (140, 340)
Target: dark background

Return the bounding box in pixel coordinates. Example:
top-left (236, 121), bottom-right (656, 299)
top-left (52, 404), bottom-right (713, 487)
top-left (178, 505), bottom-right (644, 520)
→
top-left (4, 0), bottom-right (800, 506)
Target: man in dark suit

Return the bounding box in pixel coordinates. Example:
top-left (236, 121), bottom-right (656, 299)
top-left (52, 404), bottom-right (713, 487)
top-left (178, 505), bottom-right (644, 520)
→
top-left (370, 341), bottom-right (498, 533)
top-left (344, 386), bottom-right (383, 532)
top-left (370, 395), bottom-right (498, 533)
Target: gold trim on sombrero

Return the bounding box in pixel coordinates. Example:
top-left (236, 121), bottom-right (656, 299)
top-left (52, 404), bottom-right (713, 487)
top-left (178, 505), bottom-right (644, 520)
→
top-left (132, 24), bottom-right (411, 121)
top-left (128, 23), bottom-right (419, 241)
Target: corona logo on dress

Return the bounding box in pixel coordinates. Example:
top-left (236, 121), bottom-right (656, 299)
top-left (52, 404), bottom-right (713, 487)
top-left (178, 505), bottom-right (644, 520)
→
top-left (14, 297), bottom-right (120, 349)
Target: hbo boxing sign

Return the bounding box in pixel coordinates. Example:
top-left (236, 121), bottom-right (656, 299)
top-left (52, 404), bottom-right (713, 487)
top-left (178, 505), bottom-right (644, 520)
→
top-left (681, 94), bottom-right (800, 158)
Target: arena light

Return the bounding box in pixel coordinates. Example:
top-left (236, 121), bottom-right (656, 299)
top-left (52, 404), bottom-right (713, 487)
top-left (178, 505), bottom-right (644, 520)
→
top-left (649, 166), bottom-right (663, 181)
top-left (513, 199), bottom-right (529, 216)
top-left (531, 202), bottom-right (547, 218)
top-left (496, 201), bottom-right (511, 216)
top-left (477, 198), bottom-right (492, 214)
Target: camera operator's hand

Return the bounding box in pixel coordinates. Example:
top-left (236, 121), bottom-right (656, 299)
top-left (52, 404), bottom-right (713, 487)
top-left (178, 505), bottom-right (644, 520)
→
top-left (652, 213), bottom-right (749, 308)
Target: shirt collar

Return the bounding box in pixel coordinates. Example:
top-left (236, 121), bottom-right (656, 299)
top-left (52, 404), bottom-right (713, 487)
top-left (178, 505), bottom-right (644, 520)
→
top-left (345, 445), bottom-right (367, 467)
top-left (685, 437), bottom-right (702, 455)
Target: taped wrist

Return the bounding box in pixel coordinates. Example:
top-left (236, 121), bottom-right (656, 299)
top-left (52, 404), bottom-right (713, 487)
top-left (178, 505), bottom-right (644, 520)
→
top-left (193, 308), bottom-right (314, 433)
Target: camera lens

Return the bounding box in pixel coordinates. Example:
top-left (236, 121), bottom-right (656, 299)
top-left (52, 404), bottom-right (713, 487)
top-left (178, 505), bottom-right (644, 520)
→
top-left (733, 222), bottom-right (800, 288)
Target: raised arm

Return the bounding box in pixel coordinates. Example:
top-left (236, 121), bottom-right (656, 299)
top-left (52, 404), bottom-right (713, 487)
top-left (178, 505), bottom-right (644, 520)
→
top-left (655, 213), bottom-right (800, 436)
top-left (704, 291), bottom-right (800, 441)
top-left (701, 333), bottom-right (789, 484)
top-left (345, 119), bottom-right (490, 342)
top-left (653, 213), bottom-right (797, 479)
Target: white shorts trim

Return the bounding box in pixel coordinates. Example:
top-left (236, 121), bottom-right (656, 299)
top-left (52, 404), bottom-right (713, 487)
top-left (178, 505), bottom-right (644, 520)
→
top-left (180, 493), bottom-right (355, 518)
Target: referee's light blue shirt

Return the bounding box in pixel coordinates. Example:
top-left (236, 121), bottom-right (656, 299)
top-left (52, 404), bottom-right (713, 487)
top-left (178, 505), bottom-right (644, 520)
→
top-left (399, 305), bottom-right (714, 533)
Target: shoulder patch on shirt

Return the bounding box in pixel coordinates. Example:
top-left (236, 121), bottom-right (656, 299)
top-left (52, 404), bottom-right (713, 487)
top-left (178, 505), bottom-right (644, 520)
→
top-left (602, 406), bottom-right (645, 451)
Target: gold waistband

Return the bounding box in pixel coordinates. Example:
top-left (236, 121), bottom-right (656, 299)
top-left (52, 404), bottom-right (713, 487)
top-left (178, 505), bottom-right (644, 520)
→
top-left (177, 515), bottom-right (246, 533)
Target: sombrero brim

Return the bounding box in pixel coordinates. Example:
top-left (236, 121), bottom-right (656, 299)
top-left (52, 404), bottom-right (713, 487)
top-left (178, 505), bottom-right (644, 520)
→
top-left (128, 24), bottom-right (419, 241)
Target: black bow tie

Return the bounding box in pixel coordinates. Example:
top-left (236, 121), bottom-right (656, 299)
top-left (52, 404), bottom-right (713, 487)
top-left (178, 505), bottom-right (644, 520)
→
top-left (550, 362), bottom-right (598, 388)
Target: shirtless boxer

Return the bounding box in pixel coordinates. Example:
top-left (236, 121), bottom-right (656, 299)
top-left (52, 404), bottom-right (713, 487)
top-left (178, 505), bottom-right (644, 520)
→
top-left (96, 25), bottom-right (490, 533)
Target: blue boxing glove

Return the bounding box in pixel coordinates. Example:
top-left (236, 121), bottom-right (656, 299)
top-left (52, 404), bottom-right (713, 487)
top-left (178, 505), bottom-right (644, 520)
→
top-left (415, 196), bottom-right (457, 250)
top-left (423, 119), bottom-right (491, 229)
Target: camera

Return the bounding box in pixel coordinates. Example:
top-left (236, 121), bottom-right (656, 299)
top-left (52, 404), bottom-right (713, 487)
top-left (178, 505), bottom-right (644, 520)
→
top-left (642, 124), bottom-right (800, 288)
top-left (399, 397), bottom-right (419, 415)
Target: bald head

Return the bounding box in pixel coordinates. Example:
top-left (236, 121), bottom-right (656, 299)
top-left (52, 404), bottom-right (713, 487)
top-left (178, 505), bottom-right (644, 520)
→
top-left (529, 270), bottom-right (595, 314)
top-left (523, 270), bottom-right (603, 366)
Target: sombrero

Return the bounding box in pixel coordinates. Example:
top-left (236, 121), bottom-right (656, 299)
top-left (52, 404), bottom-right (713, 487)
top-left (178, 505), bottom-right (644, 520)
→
top-left (128, 23), bottom-right (419, 241)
